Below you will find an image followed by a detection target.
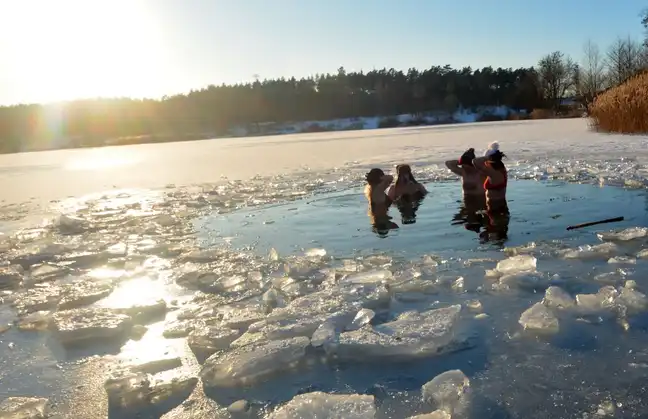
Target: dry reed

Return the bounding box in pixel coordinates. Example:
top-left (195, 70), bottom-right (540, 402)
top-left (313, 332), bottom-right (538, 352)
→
top-left (589, 72), bottom-right (648, 134)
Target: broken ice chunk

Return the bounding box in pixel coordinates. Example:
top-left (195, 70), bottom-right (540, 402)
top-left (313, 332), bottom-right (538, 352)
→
top-left (304, 248), bottom-right (327, 258)
top-left (52, 308), bottom-right (133, 346)
top-left (29, 263), bottom-right (66, 283)
top-left (346, 308), bottom-right (375, 331)
top-left (268, 392), bottom-right (376, 419)
top-left (519, 302), bottom-right (559, 333)
top-left (219, 300), bottom-right (267, 330)
top-left (495, 255), bottom-right (536, 275)
top-left (334, 305), bottom-right (466, 361)
top-left (0, 396), bottom-right (50, 419)
top-left (0, 266), bottom-right (23, 290)
top-left (311, 320), bottom-right (337, 349)
top-left (113, 299), bottom-right (167, 324)
top-left (200, 336), bottom-right (310, 388)
top-left (105, 370), bottom-right (151, 408)
top-left (228, 399), bottom-right (251, 414)
top-left (17, 311), bottom-right (51, 331)
top-left (616, 287), bottom-right (648, 312)
top-left (58, 281), bottom-right (113, 310)
top-left (496, 271), bottom-right (547, 291)
top-left (598, 227), bottom-right (648, 242)
top-left (422, 369), bottom-right (471, 415)
top-left (262, 288), bottom-right (287, 310)
top-left (343, 269), bottom-right (393, 285)
top-left (14, 287), bottom-right (61, 315)
top-left (162, 319), bottom-right (195, 338)
top-left (561, 243), bottom-right (618, 260)
top-left (464, 300), bottom-right (482, 312)
top-left (187, 326), bottom-right (242, 361)
top-left (407, 411), bottom-right (451, 419)
top-left (608, 256), bottom-right (636, 265)
top-left (148, 372), bottom-right (198, 406)
top-left (575, 286), bottom-right (618, 312)
top-left (129, 355), bottom-right (182, 375)
top-left (543, 286), bottom-right (575, 309)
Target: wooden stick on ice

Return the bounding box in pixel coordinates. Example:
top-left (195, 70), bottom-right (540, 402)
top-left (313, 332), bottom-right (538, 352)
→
top-left (566, 216), bottom-right (624, 231)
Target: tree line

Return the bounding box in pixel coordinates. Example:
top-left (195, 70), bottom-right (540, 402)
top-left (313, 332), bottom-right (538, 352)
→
top-left (1, 12), bottom-right (647, 153)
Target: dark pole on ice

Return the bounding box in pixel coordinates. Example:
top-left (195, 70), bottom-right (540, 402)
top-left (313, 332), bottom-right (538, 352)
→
top-left (566, 216), bottom-right (624, 231)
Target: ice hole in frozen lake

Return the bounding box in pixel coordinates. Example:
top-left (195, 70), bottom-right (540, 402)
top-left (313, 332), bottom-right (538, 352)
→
top-left (197, 180), bottom-right (648, 258)
top-left (5, 178), bottom-right (648, 418)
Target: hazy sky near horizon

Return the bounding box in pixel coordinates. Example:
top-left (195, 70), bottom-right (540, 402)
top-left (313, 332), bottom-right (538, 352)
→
top-left (0, 0), bottom-right (645, 105)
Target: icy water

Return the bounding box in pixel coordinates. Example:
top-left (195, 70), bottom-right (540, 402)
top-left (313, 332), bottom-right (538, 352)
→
top-left (198, 180), bottom-right (648, 257)
top-left (3, 122), bottom-right (648, 417)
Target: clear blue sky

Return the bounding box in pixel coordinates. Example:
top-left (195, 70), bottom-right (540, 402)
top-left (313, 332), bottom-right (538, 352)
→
top-left (0, 0), bottom-right (646, 104)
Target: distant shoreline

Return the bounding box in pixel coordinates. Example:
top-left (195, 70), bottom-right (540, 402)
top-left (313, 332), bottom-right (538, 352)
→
top-left (1, 109), bottom-right (584, 155)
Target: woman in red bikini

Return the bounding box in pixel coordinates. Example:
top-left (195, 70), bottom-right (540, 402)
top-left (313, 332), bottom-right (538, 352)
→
top-left (473, 142), bottom-right (509, 242)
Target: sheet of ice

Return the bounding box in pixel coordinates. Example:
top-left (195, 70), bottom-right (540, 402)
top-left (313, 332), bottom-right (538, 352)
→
top-left (52, 307), bottom-right (133, 346)
top-left (422, 369), bottom-right (471, 415)
top-left (268, 392), bottom-right (376, 419)
top-left (598, 227), bottom-right (648, 242)
top-left (519, 302), bottom-right (559, 333)
top-left (561, 243), bottom-right (619, 260)
top-left (200, 336), bottom-right (310, 388)
top-left (0, 397), bottom-right (50, 419)
top-left (333, 305), bottom-right (465, 360)
top-left (495, 255), bottom-right (537, 275)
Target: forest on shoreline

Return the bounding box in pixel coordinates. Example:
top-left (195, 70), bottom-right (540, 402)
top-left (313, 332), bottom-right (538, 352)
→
top-left (1, 12), bottom-right (647, 153)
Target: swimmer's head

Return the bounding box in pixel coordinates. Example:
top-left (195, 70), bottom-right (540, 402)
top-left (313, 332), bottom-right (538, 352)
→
top-left (365, 168), bottom-right (385, 186)
top-left (484, 142), bottom-right (506, 169)
top-left (395, 164), bottom-right (416, 184)
top-left (458, 148), bottom-right (476, 166)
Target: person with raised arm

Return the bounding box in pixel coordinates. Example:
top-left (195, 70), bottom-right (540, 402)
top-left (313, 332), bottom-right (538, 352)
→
top-left (445, 148), bottom-right (486, 200)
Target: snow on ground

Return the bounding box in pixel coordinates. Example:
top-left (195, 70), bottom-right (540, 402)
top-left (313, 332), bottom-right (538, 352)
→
top-left (0, 118), bottom-right (646, 206)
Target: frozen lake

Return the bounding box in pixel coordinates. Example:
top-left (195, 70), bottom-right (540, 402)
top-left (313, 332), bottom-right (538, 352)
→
top-left (1, 118), bottom-right (647, 205)
top-left (1, 119), bottom-right (648, 418)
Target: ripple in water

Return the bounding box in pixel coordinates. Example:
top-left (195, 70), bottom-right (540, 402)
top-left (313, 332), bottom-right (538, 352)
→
top-left (1, 158), bottom-right (648, 418)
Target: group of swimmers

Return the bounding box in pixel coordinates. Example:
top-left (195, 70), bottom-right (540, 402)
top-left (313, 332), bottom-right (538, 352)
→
top-left (364, 141), bottom-right (510, 241)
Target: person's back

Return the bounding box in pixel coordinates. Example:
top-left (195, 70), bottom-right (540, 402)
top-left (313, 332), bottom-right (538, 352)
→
top-left (445, 148), bottom-right (486, 198)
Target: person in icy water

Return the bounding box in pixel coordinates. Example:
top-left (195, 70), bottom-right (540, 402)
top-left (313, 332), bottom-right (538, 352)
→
top-left (473, 142), bottom-right (508, 209)
top-left (473, 142), bottom-right (510, 243)
top-left (387, 164), bottom-right (427, 224)
top-left (445, 148), bottom-right (486, 203)
top-left (387, 164), bottom-right (428, 201)
top-left (364, 168), bottom-right (399, 235)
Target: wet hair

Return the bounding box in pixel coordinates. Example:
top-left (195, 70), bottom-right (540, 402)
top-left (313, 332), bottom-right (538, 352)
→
top-left (458, 148), bottom-right (476, 166)
top-left (395, 164), bottom-right (418, 184)
top-left (365, 168), bottom-right (385, 185)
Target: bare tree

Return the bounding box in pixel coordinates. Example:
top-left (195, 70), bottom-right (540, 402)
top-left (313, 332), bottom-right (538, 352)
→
top-left (579, 40), bottom-right (607, 106)
top-left (606, 37), bottom-right (643, 85)
top-left (537, 51), bottom-right (577, 110)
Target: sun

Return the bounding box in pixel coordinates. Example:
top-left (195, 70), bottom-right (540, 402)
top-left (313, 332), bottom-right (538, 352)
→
top-left (1, 0), bottom-right (170, 103)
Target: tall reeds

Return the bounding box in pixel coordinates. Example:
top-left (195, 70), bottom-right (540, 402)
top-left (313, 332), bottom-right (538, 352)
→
top-left (589, 72), bottom-right (648, 134)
